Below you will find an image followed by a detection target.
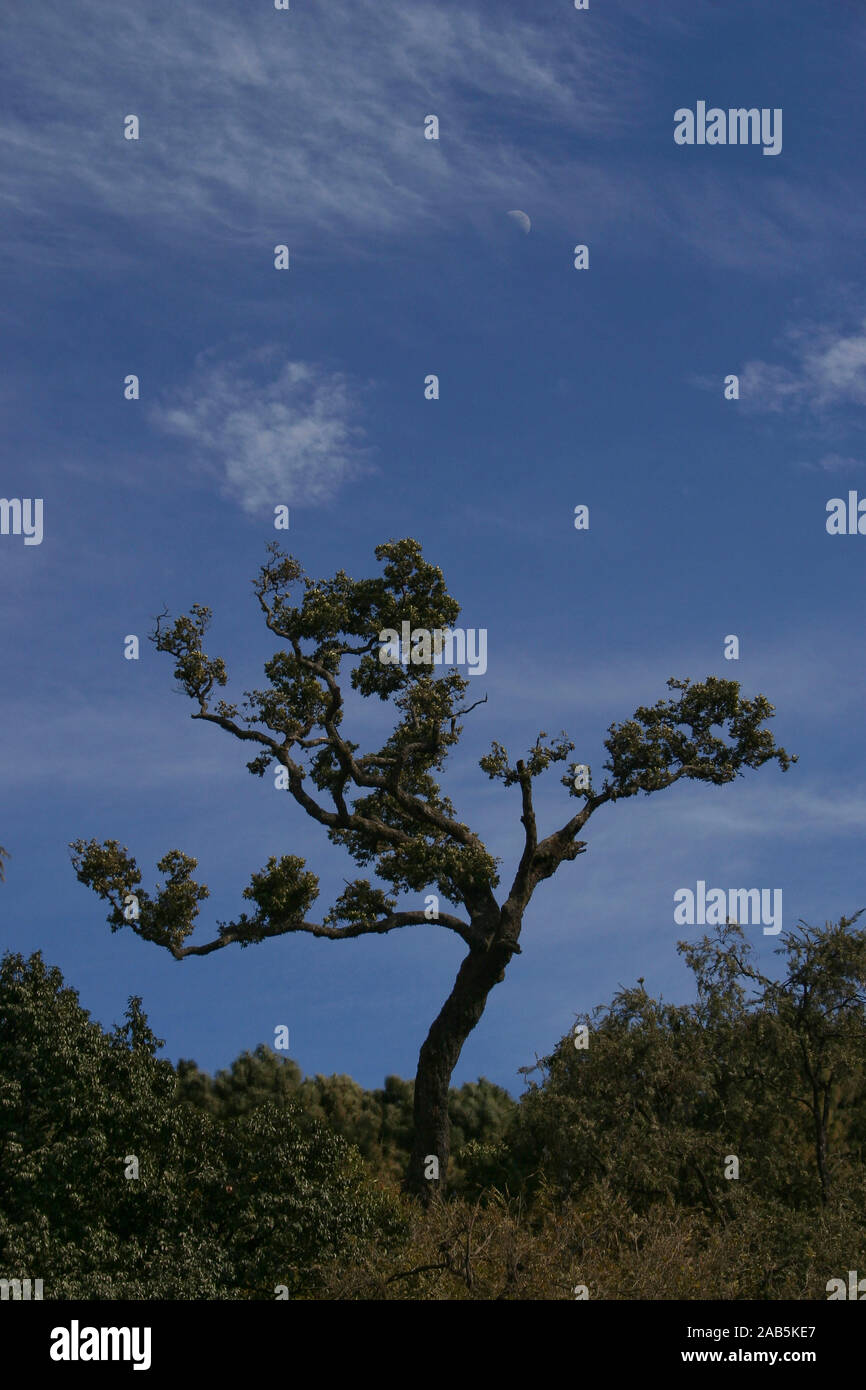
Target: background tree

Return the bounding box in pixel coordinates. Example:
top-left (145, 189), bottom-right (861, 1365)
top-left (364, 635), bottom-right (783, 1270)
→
top-left (177, 1048), bottom-right (515, 1186)
top-left (71, 539), bottom-right (795, 1195)
top-left (502, 915), bottom-right (866, 1222)
top-left (681, 913), bottom-right (866, 1206)
top-left (0, 950), bottom-right (401, 1298)
top-left (178, 1046), bottom-right (304, 1119)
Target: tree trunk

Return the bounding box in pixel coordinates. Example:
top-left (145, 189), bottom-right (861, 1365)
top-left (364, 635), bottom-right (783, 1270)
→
top-left (406, 932), bottom-right (516, 1199)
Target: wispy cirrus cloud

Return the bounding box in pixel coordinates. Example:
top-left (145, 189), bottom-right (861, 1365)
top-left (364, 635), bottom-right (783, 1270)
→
top-left (797, 452), bottom-right (863, 474)
top-left (739, 317), bottom-right (866, 412)
top-left (149, 349), bottom-right (371, 515)
top-left (0, 0), bottom-right (642, 267)
top-left (6, 0), bottom-right (858, 278)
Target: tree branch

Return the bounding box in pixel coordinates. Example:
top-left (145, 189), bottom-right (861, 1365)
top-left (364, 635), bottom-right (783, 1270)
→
top-left (171, 908), bottom-right (475, 957)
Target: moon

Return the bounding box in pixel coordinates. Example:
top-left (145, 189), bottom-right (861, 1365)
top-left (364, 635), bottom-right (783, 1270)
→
top-left (506, 209), bottom-right (531, 235)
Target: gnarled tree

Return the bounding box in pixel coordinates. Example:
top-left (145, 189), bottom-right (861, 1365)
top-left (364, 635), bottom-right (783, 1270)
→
top-left (71, 539), bottom-right (796, 1196)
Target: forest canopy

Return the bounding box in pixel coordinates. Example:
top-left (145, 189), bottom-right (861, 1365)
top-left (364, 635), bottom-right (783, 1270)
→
top-left (2, 911), bottom-right (864, 1300)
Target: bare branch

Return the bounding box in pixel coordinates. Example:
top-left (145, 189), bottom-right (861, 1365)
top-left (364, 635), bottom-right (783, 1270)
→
top-left (172, 908), bottom-right (475, 958)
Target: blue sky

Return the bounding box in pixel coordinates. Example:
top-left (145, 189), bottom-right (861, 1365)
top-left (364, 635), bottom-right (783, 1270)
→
top-left (2, 0), bottom-right (866, 1096)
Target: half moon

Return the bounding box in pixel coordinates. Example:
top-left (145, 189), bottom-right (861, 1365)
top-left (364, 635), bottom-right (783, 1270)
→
top-left (506, 209), bottom-right (531, 235)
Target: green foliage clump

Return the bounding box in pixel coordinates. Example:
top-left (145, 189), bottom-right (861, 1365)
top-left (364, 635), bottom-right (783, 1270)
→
top-left (178, 1049), bottom-right (516, 1187)
top-left (0, 952), bottom-right (403, 1299)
